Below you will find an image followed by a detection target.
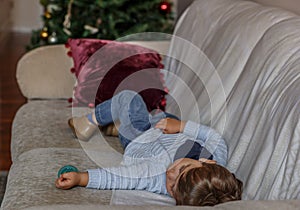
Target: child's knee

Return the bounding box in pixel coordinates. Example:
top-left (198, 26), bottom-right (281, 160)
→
top-left (118, 90), bottom-right (143, 104)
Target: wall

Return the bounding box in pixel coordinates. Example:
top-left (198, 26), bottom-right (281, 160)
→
top-left (11, 0), bottom-right (43, 32)
top-left (0, 0), bottom-right (13, 42)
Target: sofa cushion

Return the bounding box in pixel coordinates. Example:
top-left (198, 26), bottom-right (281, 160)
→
top-left (11, 100), bottom-right (123, 162)
top-left (20, 200), bottom-right (300, 210)
top-left (1, 148), bottom-right (112, 210)
top-left (67, 38), bottom-right (167, 111)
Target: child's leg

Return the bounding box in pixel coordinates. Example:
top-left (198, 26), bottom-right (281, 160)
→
top-left (94, 90), bottom-right (151, 148)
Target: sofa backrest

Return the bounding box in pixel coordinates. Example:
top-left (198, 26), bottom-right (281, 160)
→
top-left (165, 0), bottom-right (297, 123)
top-left (165, 0), bottom-right (300, 200)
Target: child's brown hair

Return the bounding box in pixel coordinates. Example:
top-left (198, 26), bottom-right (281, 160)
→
top-left (173, 162), bottom-right (243, 206)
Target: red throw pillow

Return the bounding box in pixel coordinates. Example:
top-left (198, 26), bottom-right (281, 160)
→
top-left (66, 38), bottom-right (168, 111)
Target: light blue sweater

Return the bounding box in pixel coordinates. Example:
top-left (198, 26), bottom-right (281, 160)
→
top-left (87, 121), bottom-right (227, 195)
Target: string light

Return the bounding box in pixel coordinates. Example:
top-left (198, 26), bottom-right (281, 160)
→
top-left (161, 4), bottom-right (168, 11)
top-left (159, 1), bottom-right (171, 13)
top-left (40, 27), bottom-right (49, 39)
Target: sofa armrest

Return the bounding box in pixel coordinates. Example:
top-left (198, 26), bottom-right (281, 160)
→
top-left (16, 41), bottom-right (170, 99)
top-left (16, 45), bottom-right (75, 99)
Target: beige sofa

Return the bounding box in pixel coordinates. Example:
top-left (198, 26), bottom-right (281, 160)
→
top-left (2, 0), bottom-right (300, 209)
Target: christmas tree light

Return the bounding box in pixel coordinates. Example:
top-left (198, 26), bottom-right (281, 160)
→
top-left (27, 0), bottom-right (175, 50)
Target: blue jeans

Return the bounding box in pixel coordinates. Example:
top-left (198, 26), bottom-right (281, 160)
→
top-left (94, 90), bottom-right (178, 149)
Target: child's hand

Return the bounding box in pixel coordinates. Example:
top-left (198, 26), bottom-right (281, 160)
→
top-left (55, 172), bottom-right (88, 190)
top-left (199, 158), bottom-right (217, 164)
top-left (155, 118), bottom-right (186, 134)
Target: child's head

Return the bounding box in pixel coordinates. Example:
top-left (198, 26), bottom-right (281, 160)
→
top-left (166, 158), bottom-right (242, 206)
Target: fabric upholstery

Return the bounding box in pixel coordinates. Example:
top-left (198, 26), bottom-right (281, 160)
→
top-left (23, 200), bottom-right (300, 210)
top-left (10, 100), bottom-right (123, 162)
top-left (4, 148), bottom-right (112, 210)
top-left (16, 45), bottom-right (75, 99)
top-left (3, 0), bottom-right (300, 209)
top-left (165, 0), bottom-right (300, 200)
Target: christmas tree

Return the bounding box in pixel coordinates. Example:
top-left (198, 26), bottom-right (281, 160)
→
top-left (27, 0), bottom-right (174, 50)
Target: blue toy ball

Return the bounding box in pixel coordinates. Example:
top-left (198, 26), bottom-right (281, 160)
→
top-left (57, 165), bottom-right (79, 177)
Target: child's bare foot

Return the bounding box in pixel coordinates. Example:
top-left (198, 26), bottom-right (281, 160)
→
top-left (101, 122), bottom-right (120, 137)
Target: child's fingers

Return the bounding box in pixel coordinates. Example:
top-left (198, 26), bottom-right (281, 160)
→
top-left (56, 174), bottom-right (70, 187)
top-left (61, 173), bottom-right (69, 179)
top-left (61, 172), bottom-right (75, 180)
top-left (199, 158), bottom-right (217, 164)
top-left (155, 119), bottom-right (167, 130)
top-left (56, 172), bottom-right (79, 190)
top-left (55, 179), bottom-right (60, 188)
top-left (55, 178), bottom-right (65, 188)
top-left (56, 178), bottom-right (72, 189)
top-left (156, 118), bottom-right (166, 125)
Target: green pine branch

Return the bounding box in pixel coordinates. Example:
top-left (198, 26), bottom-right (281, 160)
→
top-left (27, 0), bottom-right (175, 50)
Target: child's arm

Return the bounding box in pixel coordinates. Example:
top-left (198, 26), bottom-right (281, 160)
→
top-left (183, 121), bottom-right (228, 166)
top-left (155, 118), bottom-right (227, 166)
top-left (55, 172), bottom-right (88, 189)
top-left (55, 162), bottom-right (168, 195)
